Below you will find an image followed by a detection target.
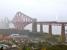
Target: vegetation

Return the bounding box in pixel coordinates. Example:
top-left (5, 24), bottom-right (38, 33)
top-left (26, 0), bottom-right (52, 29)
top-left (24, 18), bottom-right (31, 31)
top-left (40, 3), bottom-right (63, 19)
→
top-left (47, 44), bottom-right (67, 50)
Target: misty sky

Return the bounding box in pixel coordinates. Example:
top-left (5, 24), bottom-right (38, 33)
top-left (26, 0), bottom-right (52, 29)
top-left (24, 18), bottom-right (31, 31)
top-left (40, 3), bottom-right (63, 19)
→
top-left (0, 0), bottom-right (67, 21)
top-left (0, 0), bottom-right (67, 34)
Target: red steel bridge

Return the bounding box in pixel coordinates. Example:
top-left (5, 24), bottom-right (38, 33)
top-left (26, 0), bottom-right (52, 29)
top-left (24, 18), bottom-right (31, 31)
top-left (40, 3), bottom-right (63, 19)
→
top-left (12, 11), bottom-right (67, 42)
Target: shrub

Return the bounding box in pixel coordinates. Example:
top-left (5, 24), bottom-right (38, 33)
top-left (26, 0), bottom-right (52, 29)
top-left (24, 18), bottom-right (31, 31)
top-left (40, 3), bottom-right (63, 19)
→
top-left (47, 44), bottom-right (67, 50)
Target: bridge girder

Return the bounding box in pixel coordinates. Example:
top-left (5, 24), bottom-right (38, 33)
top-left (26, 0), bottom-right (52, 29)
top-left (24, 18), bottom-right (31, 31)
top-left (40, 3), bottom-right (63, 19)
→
top-left (12, 11), bottom-right (33, 30)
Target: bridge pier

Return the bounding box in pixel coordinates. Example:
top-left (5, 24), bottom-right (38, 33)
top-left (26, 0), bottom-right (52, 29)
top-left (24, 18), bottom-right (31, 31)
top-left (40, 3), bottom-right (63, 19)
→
top-left (49, 24), bottom-right (52, 38)
top-left (40, 24), bottom-right (43, 33)
top-left (32, 19), bottom-right (37, 32)
top-left (61, 24), bottom-right (66, 42)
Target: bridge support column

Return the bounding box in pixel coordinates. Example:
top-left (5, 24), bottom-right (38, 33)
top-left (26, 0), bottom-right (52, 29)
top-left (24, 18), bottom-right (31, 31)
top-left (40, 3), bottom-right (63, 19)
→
top-left (61, 24), bottom-right (66, 42)
top-left (32, 19), bottom-right (37, 32)
top-left (49, 24), bottom-right (52, 38)
top-left (40, 24), bottom-right (43, 33)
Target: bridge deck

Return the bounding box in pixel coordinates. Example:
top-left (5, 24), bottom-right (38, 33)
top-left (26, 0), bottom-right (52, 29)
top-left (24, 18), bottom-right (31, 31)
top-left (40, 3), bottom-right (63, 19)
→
top-left (37, 21), bottom-right (67, 25)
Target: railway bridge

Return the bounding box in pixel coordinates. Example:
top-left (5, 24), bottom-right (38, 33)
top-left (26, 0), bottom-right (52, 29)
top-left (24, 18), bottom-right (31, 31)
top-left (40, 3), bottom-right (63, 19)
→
top-left (12, 11), bottom-right (67, 42)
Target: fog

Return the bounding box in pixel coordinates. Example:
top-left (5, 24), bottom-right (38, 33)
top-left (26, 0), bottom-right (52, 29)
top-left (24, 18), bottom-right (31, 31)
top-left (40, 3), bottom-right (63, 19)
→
top-left (0, 0), bottom-right (67, 34)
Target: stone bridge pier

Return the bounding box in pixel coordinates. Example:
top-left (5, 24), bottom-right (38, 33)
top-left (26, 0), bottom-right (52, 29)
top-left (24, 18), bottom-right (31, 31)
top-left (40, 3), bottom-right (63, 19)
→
top-left (32, 19), bottom-right (37, 32)
top-left (32, 21), bottom-right (66, 42)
